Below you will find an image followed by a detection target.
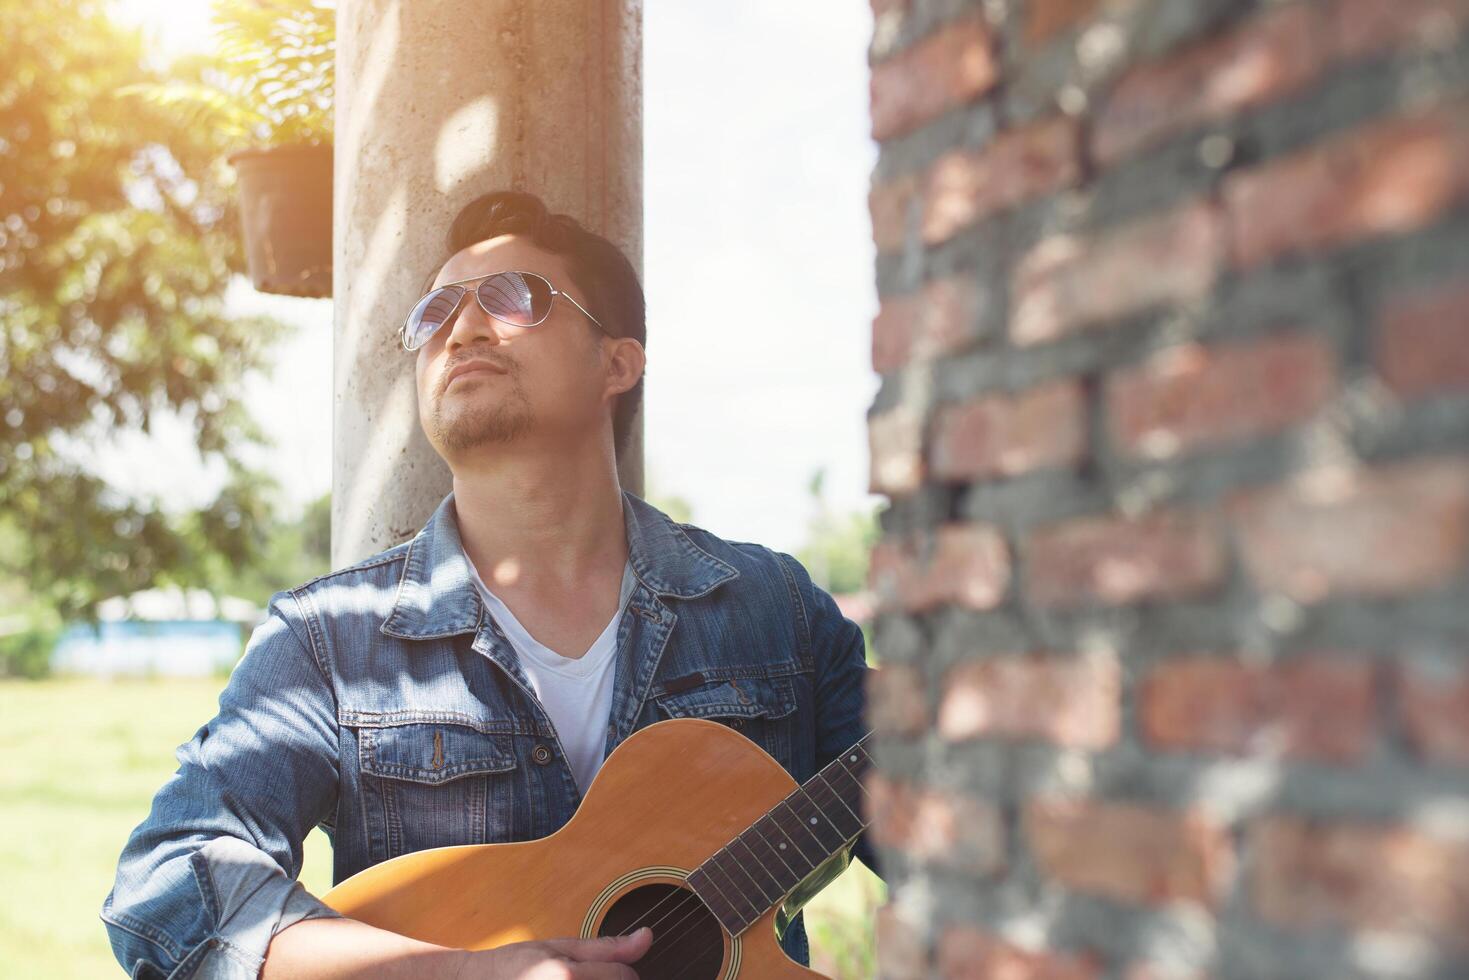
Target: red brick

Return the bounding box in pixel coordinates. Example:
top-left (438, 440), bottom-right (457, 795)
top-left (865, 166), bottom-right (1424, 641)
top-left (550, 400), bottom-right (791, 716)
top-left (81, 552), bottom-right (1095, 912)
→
top-left (868, 663), bottom-right (929, 737)
top-left (869, 523), bottom-right (1012, 613)
top-left (1093, 4), bottom-right (1328, 164)
top-left (1398, 660), bottom-right (1469, 766)
top-left (867, 772), bottom-right (1007, 874)
top-left (1123, 965), bottom-right (1212, 980)
top-left (1228, 457), bottom-right (1469, 601)
top-left (873, 276), bottom-right (986, 374)
top-left (938, 926), bottom-right (1099, 980)
top-left (1377, 279), bottom-right (1469, 399)
top-left (868, 538), bottom-right (912, 612)
top-left (1011, 200), bottom-right (1226, 347)
top-left (1331, 0), bottom-right (1469, 63)
top-left (938, 651), bottom-right (1120, 749)
top-left (1090, 0), bottom-right (1469, 165)
top-left (1106, 334), bottom-right (1335, 460)
top-left (1027, 799), bottom-right (1235, 908)
top-left (869, 406), bottom-right (925, 496)
top-left (1224, 104), bottom-right (1469, 269)
top-left (1140, 656), bottom-right (1376, 763)
top-left (871, 17), bottom-right (999, 142)
top-left (867, 769), bottom-right (902, 838)
top-left (876, 903), bottom-right (930, 980)
top-left (1025, 510), bottom-right (1227, 608)
top-left (870, 172), bottom-right (920, 254)
top-left (932, 380), bottom-right (1088, 481)
top-left (1251, 815), bottom-right (1469, 938)
top-left (923, 116), bottom-right (1082, 245)
top-left (873, 293), bottom-right (921, 376)
top-left (1024, 0), bottom-right (1105, 45)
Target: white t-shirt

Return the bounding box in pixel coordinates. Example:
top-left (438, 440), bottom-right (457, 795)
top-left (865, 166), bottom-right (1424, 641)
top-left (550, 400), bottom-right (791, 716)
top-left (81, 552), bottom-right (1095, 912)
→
top-left (467, 559), bottom-right (635, 796)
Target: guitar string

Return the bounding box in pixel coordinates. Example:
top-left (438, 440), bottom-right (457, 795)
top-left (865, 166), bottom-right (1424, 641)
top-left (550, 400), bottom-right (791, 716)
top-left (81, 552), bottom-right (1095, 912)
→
top-left (626, 895), bottom-right (710, 978)
top-left (641, 832), bottom-right (871, 980)
top-left (811, 761), bottom-right (866, 827)
top-left (613, 743), bottom-right (876, 949)
top-left (610, 759), bottom-right (875, 970)
top-left (628, 809), bottom-right (875, 976)
top-left (612, 833), bottom-right (798, 950)
top-left (719, 836), bottom-right (781, 910)
top-left (742, 817), bottom-right (801, 879)
top-left (596, 750), bottom-right (864, 945)
top-left (596, 743), bottom-right (869, 957)
top-left (636, 747), bottom-right (879, 970)
top-left (652, 799), bottom-right (863, 957)
top-left (607, 752), bottom-right (871, 943)
top-left (644, 809), bottom-right (838, 951)
top-left (603, 802), bottom-right (851, 959)
top-left (729, 833), bottom-right (789, 909)
top-left (709, 845), bottom-right (768, 919)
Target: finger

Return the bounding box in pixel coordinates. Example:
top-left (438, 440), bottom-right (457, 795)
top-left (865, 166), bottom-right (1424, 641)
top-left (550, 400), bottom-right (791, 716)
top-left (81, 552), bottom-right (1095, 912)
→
top-left (542, 927), bottom-right (653, 963)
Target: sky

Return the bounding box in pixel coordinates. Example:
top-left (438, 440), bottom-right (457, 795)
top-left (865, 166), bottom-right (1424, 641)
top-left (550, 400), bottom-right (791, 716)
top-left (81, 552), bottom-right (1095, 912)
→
top-left (103, 1), bottom-right (882, 555)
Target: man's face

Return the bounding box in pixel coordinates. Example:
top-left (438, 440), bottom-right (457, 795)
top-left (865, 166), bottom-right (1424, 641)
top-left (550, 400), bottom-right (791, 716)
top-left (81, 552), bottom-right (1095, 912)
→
top-left (414, 234), bottom-right (612, 461)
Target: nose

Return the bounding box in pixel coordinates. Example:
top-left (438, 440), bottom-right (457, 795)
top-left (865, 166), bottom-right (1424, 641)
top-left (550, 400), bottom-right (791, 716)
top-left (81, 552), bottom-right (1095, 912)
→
top-left (444, 292), bottom-right (503, 351)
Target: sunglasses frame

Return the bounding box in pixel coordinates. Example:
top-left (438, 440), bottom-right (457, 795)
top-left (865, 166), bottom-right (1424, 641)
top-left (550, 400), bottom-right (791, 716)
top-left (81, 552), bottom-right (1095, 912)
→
top-left (400, 269), bottom-right (610, 352)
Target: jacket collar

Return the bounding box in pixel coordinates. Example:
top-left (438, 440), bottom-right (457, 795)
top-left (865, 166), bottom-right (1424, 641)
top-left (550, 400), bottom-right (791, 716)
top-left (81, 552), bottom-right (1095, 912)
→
top-left (380, 488), bottom-right (739, 640)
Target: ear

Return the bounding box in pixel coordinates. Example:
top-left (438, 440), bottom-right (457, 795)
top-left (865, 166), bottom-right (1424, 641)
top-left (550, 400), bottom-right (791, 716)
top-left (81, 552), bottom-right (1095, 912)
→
top-left (603, 337), bottom-right (645, 400)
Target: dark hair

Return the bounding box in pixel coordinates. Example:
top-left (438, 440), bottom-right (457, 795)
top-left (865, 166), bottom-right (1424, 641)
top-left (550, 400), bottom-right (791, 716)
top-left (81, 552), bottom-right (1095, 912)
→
top-left (431, 190), bottom-right (645, 460)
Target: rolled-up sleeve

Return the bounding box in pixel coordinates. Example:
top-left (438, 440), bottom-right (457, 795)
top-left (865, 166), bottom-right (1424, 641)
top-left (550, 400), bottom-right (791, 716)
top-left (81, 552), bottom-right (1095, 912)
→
top-left (777, 553), bottom-right (884, 881)
top-left (100, 590), bottom-right (346, 978)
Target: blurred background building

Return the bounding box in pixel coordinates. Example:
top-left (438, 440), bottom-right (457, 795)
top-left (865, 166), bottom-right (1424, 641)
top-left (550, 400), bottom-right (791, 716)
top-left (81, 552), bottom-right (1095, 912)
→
top-left (49, 588), bottom-right (261, 678)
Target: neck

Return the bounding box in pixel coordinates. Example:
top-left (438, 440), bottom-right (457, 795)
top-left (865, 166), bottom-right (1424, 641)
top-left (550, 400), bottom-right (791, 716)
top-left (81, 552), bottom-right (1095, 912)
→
top-left (686, 734), bottom-right (874, 938)
top-left (449, 434), bottom-right (628, 595)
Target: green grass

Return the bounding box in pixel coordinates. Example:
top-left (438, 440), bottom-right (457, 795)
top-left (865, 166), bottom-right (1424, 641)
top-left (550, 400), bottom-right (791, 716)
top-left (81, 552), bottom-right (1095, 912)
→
top-left (0, 676), bottom-right (880, 978)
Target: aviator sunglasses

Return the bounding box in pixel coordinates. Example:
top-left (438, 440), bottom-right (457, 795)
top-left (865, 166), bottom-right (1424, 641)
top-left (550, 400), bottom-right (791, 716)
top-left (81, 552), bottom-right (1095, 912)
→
top-left (400, 270), bottom-right (609, 351)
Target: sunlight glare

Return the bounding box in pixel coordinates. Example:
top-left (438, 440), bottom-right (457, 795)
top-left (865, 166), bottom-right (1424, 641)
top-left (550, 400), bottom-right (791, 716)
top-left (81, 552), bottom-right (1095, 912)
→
top-left (110, 0), bottom-right (216, 57)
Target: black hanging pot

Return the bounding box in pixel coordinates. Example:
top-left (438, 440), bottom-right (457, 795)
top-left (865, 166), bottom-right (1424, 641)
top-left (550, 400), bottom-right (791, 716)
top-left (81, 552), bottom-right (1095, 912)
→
top-left (228, 142), bottom-right (333, 298)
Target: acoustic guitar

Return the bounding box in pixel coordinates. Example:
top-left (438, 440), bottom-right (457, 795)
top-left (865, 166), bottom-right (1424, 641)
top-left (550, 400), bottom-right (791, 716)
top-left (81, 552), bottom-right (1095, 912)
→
top-left (321, 717), bottom-right (874, 978)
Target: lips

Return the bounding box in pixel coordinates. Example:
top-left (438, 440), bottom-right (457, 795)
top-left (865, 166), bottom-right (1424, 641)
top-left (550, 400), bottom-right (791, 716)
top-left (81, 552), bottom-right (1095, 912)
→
top-left (446, 359), bottom-right (508, 387)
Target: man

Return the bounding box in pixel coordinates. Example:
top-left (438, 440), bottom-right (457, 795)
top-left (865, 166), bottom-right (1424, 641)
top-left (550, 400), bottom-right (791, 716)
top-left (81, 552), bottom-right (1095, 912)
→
top-left (101, 190), bottom-right (879, 979)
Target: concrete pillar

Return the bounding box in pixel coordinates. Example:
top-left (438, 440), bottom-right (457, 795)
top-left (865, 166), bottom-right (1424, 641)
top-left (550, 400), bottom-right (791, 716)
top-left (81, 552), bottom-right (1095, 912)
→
top-left (332, 0), bottom-right (643, 567)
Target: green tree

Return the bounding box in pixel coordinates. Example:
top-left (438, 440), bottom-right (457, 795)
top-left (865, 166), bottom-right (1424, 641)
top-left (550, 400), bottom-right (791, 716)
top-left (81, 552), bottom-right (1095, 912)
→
top-left (119, 0), bottom-right (334, 145)
top-left (796, 467), bottom-right (879, 595)
top-left (211, 491), bottom-right (332, 607)
top-left (0, 1), bottom-right (291, 618)
top-left (794, 469), bottom-right (880, 665)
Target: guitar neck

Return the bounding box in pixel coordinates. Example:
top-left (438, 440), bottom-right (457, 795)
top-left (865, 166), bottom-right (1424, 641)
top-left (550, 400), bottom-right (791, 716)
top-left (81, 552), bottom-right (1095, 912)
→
top-left (686, 733), bottom-right (873, 937)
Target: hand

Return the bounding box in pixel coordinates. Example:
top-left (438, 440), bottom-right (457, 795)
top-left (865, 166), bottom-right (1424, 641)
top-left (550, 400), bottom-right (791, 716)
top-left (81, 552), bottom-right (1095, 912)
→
top-left (451, 926), bottom-right (653, 979)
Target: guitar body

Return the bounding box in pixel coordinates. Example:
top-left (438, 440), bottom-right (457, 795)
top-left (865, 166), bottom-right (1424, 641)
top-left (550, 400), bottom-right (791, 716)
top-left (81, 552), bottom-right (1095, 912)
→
top-left (322, 718), bottom-right (828, 978)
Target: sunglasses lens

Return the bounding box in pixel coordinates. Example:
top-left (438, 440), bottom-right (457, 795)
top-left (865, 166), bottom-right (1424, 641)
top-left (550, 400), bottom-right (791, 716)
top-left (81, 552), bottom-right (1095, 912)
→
top-left (477, 271), bottom-right (552, 327)
top-left (404, 287), bottom-right (463, 350)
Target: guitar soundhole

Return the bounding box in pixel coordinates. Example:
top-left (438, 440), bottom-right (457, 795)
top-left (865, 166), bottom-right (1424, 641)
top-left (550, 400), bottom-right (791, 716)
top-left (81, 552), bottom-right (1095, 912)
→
top-left (597, 882), bottom-right (724, 980)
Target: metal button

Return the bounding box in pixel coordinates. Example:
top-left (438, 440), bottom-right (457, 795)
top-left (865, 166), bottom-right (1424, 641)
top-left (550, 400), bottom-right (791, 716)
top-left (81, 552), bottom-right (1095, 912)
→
top-left (531, 744), bottom-right (553, 765)
top-left (730, 719), bottom-right (745, 730)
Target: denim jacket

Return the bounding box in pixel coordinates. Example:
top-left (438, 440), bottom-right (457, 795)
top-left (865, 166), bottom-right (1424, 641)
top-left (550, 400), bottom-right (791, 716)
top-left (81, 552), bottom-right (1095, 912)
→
top-left (101, 489), bottom-right (879, 978)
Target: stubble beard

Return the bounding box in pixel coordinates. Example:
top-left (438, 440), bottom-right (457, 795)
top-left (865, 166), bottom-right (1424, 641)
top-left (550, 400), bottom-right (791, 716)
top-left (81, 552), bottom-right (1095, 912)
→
top-left (431, 378), bottom-right (535, 453)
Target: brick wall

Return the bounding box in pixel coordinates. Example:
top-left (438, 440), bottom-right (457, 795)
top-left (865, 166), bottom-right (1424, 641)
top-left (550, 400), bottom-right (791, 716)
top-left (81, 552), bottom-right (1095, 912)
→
top-left (862, 1), bottom-right (1469, 977)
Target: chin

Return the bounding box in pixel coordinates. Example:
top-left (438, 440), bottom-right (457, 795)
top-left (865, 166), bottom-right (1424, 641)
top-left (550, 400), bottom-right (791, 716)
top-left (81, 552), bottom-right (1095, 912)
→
top-left (433, 405), bottom-right (535, 454)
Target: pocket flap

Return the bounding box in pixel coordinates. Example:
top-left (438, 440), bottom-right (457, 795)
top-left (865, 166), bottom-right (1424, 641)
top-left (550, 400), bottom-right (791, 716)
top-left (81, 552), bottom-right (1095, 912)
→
top-left (361, 723), bottom-right (517, 784)
top-left (653, 674), bottom-right (797, 721)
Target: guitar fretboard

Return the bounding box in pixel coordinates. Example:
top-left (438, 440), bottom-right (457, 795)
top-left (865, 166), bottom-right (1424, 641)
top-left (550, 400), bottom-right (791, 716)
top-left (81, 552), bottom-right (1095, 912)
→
top-left (686, 734), bottom-right (873, 937)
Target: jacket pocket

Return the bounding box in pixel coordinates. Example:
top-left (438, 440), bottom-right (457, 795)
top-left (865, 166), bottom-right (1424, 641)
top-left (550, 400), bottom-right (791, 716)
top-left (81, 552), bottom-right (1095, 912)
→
top-left (652, 673), bottom-right (798, 769)
top-left (357, 722), bottom-right (518, 859)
